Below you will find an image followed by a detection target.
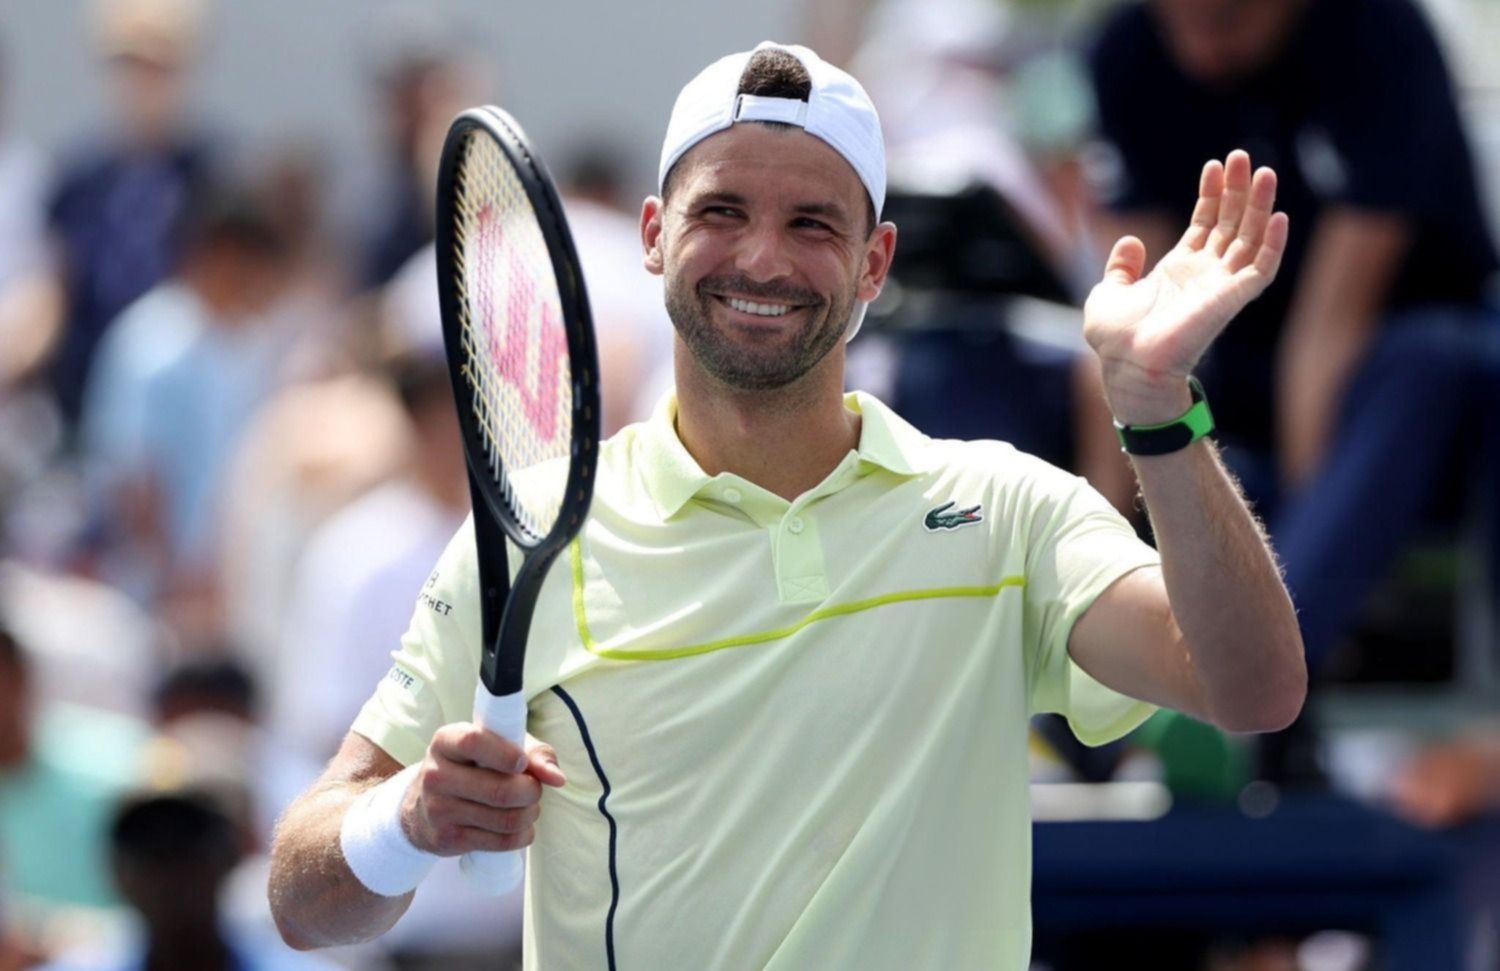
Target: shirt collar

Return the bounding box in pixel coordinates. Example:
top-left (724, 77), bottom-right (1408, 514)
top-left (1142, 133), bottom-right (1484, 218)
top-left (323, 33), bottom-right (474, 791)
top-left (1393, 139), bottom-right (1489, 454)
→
top-left (637, 390), bottom-right (932, 520)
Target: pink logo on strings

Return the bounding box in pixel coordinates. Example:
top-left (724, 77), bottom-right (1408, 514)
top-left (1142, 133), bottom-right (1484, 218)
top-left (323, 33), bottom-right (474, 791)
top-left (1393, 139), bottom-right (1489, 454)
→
top-left (474, 203), bottom-right (566, 442)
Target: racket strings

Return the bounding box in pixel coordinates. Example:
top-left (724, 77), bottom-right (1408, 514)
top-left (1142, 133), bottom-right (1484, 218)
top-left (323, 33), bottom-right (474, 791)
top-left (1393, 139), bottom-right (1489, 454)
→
top-left (452, 129), bottom-right (574, 541)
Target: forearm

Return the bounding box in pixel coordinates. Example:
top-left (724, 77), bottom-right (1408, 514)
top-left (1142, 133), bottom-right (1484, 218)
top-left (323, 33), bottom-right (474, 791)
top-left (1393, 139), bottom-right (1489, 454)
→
top-left (1276, 210), bottom-right (1408, 483)
top-left (268, 780), bottom-right (414, 950)
top-left (1275, 311), bottom-right (1376, 484)
top-left (1132, 439), bottom-right (1306, 732)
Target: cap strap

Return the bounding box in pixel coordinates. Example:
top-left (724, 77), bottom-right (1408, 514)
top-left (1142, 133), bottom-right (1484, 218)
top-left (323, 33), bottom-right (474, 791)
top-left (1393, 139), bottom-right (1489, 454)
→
top-left (733, 94), bottom-right (809, 127)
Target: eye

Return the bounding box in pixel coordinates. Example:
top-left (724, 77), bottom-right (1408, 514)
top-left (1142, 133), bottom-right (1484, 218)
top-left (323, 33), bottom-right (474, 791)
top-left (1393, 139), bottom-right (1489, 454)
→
top-left (793, 217), bottom-right (836, 233)
top-left (702, 205), bottom-right (743, 220)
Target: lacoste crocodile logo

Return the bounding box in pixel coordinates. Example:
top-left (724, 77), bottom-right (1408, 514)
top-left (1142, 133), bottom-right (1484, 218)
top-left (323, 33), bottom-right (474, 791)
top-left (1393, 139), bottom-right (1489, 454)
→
top-left (923, 501), bottom-right (984, 532)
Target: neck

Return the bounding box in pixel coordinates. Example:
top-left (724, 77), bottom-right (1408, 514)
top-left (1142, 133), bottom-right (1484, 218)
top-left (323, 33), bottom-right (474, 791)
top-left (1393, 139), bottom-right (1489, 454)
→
top-left (673, 341), bottom-right (859, 501)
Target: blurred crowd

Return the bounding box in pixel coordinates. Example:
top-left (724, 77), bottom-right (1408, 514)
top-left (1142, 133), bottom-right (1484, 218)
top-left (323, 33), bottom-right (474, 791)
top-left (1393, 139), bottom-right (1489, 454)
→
top-left (0, 0), bottom-right (1495, 968)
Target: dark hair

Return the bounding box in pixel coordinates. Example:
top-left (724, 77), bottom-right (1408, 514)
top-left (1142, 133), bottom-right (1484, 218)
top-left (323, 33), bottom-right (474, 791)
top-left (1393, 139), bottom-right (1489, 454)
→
top-left (736, 48), bottom-right (812, 101)
top-left (0, 626), bottom-right (25, 674)
top-left (152, 658), bottom-right (258, 723)
top-left (180, 185), bottom-right (287, 261)
top-left (111, 792), bottom-right (237, 864)
top-left (386, 349), bottom-right (454, 417)
top-left (662, 49), bottom-right (877, 237)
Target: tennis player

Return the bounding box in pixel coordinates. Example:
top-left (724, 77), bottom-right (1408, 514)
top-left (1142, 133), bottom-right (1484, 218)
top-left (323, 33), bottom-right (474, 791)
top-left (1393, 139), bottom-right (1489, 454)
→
top-left (269, 42), bottom-right (1305, 969)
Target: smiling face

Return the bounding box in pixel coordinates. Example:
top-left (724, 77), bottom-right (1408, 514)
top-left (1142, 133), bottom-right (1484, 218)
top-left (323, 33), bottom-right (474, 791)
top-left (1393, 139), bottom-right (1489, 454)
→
top-left (643, 123), bottom-right (895, 392)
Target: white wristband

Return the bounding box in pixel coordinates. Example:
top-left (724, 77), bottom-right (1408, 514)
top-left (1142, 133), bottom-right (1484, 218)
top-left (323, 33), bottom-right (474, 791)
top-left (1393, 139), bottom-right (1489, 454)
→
top-left (339, 763), bottom-right (438, 896)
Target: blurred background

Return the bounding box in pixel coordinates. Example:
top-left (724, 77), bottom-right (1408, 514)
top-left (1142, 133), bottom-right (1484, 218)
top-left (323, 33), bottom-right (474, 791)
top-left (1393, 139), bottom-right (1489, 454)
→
top-left (0, 0), bottom-right (1495, 968)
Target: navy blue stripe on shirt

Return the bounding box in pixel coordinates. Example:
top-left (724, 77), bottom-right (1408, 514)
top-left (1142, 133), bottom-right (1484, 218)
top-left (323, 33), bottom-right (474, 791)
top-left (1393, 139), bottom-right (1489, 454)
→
top-left (551, 685), bottom-right (620, 971)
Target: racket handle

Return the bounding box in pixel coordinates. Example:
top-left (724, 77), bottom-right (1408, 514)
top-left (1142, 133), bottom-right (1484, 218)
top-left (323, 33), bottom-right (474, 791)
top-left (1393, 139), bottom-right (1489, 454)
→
top-left (460, 685), bottom-right (527, 895)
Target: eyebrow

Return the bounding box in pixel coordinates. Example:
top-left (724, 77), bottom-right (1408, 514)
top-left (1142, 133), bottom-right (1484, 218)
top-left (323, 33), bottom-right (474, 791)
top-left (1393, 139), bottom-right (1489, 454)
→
top-left (688, 191), bottom-right (853, 226)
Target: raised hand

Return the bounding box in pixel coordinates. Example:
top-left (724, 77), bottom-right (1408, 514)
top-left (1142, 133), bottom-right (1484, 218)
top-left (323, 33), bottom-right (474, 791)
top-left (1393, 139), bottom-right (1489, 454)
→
top-left (1084, 150), bottom-right (1288, 425)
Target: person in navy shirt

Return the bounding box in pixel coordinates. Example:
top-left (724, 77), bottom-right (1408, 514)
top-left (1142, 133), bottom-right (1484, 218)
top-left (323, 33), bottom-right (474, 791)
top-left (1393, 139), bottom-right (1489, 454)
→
top-left (1089, 0), bottom-right (1500, 682)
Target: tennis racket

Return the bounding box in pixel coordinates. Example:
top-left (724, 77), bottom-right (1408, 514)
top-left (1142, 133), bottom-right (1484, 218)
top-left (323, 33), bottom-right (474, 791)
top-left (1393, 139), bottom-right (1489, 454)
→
top-left (435, 106), bottom-right (600, 894)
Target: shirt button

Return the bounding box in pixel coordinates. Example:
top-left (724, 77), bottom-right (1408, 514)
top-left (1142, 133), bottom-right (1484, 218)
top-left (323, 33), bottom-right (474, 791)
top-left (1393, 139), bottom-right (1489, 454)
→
top-left (722, 487), bottom-right (742, 503)
top-left (787, 516), bottom-right (805, 534)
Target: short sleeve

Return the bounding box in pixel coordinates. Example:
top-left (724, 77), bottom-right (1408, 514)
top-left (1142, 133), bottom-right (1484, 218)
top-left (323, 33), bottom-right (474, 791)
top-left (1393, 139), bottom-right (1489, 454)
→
top-left (1020, 470), bottom-right (1161, 746)
top-left (351, 517), bottom-right (485, 766)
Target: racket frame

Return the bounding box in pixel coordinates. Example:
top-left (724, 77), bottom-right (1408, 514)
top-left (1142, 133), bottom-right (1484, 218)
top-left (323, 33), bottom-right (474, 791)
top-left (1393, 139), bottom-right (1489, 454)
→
top-left (435, 106), bottom-right (600, 699)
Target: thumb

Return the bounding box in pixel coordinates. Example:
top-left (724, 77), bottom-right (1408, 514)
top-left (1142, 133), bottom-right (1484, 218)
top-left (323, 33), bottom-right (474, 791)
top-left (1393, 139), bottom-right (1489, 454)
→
top-left (1103, 235), bottom-right (1148, 286)
top-left (526, 744), bottom-right (567, 788)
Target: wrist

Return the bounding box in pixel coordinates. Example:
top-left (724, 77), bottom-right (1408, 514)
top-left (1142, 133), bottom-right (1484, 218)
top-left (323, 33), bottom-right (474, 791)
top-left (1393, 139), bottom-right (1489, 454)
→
top-left (1113, 376), bottom-right (1215, 457)
top-left (1104, 372), bottom-right (1195, 426)
top-left (339, 763), bottom-right (438, 896)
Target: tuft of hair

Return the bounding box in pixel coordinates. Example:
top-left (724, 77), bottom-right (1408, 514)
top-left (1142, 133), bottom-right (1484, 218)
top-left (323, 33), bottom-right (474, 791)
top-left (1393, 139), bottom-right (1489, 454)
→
top-left (736, 48), bottom-right (811, 102)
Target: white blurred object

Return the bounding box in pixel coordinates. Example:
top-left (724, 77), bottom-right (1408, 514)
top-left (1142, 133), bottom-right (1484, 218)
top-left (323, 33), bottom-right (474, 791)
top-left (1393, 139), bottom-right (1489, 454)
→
top-left (271, 480), bottom-right (460, 764)
top-left (1029, 781), bottom-right (1172, 822)
top-left (1320, 728), bottom-right (1421, 804)
top-left (1297, 930), bottom-right (1372, 971)
top-left (0, 560), bottom-right (161, 717)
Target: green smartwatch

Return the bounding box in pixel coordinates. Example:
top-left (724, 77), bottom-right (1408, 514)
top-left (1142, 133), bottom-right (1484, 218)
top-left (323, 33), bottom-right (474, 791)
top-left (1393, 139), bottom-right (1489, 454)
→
top-left (1113, 376), bottom-right (1215, 456)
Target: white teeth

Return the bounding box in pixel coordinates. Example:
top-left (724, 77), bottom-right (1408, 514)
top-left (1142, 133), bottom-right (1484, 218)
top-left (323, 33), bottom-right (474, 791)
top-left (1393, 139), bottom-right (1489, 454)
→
top-left (726, 297), bottom-right (792, 317)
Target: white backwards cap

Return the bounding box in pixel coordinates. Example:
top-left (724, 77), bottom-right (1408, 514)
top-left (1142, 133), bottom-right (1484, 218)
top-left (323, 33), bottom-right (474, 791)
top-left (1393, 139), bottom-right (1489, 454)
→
top-left (658, 42), bottom-right (887, 339)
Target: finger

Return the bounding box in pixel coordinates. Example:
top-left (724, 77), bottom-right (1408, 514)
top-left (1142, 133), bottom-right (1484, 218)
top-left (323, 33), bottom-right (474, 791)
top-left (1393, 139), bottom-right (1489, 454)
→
top-left (432, 723), bottom-right (531, 774)
top-left (1103, 235), bottom-right (1148, 286)
top-left (1178, 159), bottom-right (1224, 251)
top-left (1224, 167), bottom-right (1278, 272)
top-left (527, 744), bottom-right (568, 788)
top-left (1248, 211), bottom-right (1290, 280)
top-left (446, 800), bottom-right (542, 836)
top-left (1209, 150), bottom-right (1253, 256)
top-left (451, 825), bottom-right (537, 854)
top-left (425, 758), bottom-right (544, 809)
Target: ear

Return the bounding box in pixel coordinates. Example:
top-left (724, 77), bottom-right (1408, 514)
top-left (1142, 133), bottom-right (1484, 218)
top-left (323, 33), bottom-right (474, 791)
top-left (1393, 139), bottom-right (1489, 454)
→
top-left (641, 196), bottom-right (666, 277)
top-left (856, 222), bottom-right (898, 303)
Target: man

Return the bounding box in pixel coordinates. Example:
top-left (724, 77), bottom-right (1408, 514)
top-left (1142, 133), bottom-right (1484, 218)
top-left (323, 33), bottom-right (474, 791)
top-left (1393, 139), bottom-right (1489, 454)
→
top-left (1088, 0), bottom-right (1500, 668)
top-left (269, 43), bottom-right (1304, 969)
top-left (78, 188), bottom-right (288, 616)
top-left (46, 0), bottom-right (217, 427)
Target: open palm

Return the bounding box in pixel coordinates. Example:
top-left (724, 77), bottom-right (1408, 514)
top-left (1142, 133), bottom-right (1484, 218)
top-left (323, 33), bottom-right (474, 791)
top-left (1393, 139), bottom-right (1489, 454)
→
top-left (1084, 151), bottom-right (1289, 419)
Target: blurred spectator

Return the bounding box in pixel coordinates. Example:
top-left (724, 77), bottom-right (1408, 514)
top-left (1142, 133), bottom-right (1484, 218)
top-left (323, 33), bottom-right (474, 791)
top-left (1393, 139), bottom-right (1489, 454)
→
top-left (272, 352), bottom-right (466, 765)
top-left (558, 146), bottom-right (674, 433)
top-left (216, 371), bottom-right (411, 688)
top-left (251, 144), bottom-right (357, 382)
top-left (78, 186), bottom-right (290, 635)
top-left (40, 790), bottom-right (339, 971)
top-left (1089, 0), bottom-right (1500, 672)
top-left (0, 624), bottom-right (146, 918)
top-left (356, 5), bottom-right (479, 290)
top-left (45, 0), bottom-right (217, 427)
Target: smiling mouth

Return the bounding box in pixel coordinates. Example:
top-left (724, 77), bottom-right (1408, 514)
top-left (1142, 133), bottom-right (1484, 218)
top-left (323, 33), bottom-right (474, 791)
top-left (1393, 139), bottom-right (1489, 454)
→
top-left (711, 294), bottom-right (806, 319)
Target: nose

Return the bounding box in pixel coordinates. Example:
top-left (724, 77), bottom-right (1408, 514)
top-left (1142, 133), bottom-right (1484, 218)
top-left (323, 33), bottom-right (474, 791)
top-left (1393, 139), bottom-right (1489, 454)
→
top-left (734, 220), bottom-right (794, 284)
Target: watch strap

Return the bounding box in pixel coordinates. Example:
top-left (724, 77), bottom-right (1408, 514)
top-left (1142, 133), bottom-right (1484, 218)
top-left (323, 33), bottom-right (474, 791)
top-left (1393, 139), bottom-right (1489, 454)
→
top-left (1113, 376), bottom-right (1215, 456)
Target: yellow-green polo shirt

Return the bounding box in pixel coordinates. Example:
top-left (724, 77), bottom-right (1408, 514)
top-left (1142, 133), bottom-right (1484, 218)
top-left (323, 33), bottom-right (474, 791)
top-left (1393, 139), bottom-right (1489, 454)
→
top-left (352, 390), bottom-right (1160, 970)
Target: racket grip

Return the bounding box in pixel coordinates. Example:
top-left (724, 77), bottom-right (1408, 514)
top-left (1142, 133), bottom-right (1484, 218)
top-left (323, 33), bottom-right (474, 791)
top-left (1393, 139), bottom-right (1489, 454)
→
top-left (460, 685), bottom-right (528, 895)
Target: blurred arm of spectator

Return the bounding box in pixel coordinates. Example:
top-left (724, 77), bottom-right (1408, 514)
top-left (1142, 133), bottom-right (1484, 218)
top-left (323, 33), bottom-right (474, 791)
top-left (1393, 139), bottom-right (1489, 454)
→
top-left (1071, 353), bottom-right (1136, 518)
top-left (1275, 211), bottom-right (1407, 486)
top-left (0, 122), bottom-right (63, 391)
top-left (1391, 733), bottom-right (1500, 828)
top-left (0, 274), bottom-right (64, 388)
